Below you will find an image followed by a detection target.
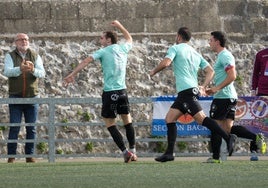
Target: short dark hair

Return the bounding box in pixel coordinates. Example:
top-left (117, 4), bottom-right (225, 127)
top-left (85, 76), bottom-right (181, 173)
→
top-left (211, 31), bottom-right (226, 47)
top-left (104, 31), bottom-right (118, 44)
top-left (177, 27), bottom-right (191, 41)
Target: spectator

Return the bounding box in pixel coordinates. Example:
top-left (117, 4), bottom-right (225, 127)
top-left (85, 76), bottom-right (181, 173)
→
top-left (3, 33), bottom-right (46, 163)
top-left (251, 48), bottom-right (268, 96)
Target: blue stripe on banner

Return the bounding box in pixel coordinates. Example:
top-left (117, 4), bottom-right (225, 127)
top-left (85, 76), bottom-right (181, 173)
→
top-left (152, 119), bottom-right (211, 136)
top-left (151, 95), bottom-right (213, 102)
top-left (151, 96), bottom-right (176, 102)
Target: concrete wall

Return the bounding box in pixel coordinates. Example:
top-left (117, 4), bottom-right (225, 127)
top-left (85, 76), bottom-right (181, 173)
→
top-left (0, 0), bottom-right (267, 43)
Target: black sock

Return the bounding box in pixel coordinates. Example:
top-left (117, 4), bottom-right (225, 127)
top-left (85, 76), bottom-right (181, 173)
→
top-left (231, 126), bottom-right (258, 152)
top-left (250, 141), bottom-right (258, 152)
top-left (165, 123), bottom-right (177, 155)
top-left (210, 132), bottom-right (222, 160)
top-left (124, 123), bottom-right (135, 149)
top-left (107, 125), bottom-right (126, 152)
top-left (230, 126), bottom-right (256, 140)
top-left (202, 117), bottom-right (229, 142)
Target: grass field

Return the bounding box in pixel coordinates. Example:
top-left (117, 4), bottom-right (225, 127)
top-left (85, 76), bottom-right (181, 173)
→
top-left (0, 157), bottom-right (267, 188)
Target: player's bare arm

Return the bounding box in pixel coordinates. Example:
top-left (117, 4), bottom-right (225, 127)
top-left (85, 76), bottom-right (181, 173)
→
top-left (149, 58), bottom-right (172, 78)
top-left (111, 20), bottom-right (132, 43)
top-left (206, 66), bottom-right (236, 96)
top-left (63, 56), bottom-right (93, 87)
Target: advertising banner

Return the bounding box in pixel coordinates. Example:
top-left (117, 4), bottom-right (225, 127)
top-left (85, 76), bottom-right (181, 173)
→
top-left (151, 96), bottom-right (268, 137)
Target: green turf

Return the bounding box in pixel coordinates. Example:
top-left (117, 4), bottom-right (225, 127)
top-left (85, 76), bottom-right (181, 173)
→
top-left (0, 160), bottom-right (267, 188)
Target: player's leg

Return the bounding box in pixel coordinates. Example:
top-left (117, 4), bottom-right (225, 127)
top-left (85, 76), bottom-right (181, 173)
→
top-left (155, 107), bottom-right (182, 162)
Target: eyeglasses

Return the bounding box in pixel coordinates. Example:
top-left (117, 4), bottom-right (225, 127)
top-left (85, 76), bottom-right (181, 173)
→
top-left (16, 38), bottom-right (29, 42)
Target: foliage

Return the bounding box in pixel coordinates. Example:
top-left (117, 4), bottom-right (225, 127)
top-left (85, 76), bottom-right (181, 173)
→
top-left (36, 142), bottom-right (48, 153)
top-left (56, 148), bottom-right (64, 154)
top-left (235, 75), bottom-right (243, 86)
top-left (153, 141), bottom-right (167, 153)
top-left (0, 126), bottom-right (7, 131)
top-left (61, 118), bottom-right (68, 123)
top-left (85, 142), bottom-right (94, 152)
top-left (82, 111), bottom-right (92, 122)
top-left (177, 142), bottom-right (187, 151)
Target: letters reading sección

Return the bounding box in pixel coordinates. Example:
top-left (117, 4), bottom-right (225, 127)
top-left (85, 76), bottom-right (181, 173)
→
top-left (152, 124), bottom-right (209, 131)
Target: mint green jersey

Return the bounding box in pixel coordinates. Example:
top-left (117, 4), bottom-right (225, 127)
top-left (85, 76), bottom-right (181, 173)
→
top-left (213, 49), bottom-right (238, 99)
top-left (165, 43), bottom-right (209, 92)
top-left (92, 43), bottom-right (132, 91)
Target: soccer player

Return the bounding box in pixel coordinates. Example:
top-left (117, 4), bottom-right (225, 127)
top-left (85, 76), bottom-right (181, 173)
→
top-left (150, 27), bottom-right (237, 162)
top-left (206, 31), bottom-right (266, 163)
top-left (63, 20), bottom-right (137, 163)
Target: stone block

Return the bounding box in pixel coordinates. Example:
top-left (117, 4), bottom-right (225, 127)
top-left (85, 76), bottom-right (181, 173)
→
top-left (175, 16), bottom-right (195, 32)
top-left (152, 0), bottom-right (179, 18)
top-left (33, 19), bottom-right (58, 33)
top-left (247, 1), bottom-right (260, 17)
top-left (196, 1), bottom-right (221, 32)
top-left (218, 1), bottom-right (245, 16)
top-left (78, 19), bottom-right (92, 32)
top-left (105, 1), bottom-right (135, 19)
top-left (224, 19), bottom-right (244, 33)
top-left (228, 34), bottom-right (254, 44)
top-left (51, 1), bottom-right (79, 19)
top-left (91, 19), bottom-right (111, 32)
top-left (22, 1), bottom-right (51, 19)
top-left (4, 19), bottom-right (34, 34)
top-left (253, 19), bottom-right (268, 34)
top-left (32, 19), bottom-right (49, 33)
top-left (136, 1), bottom-right (160, 18)
top-left (62, 19), bottom-right (80, 32)
top-left (263, 5), bottom-right (268, 18)
top-left (79, 1), bottom-right (105, 19)
top-left (114, 19), bottom-right (144, 33)
top-left (0, 3), bottom-right (6, 19)
top-left (0, 2), bottom-right (23, 19)
top-left (90, 18), bottom-right (143, 33)
top-left (0, 21), bottom-right (4, 32)
top-left (145, 17), bottom-right (177, 33)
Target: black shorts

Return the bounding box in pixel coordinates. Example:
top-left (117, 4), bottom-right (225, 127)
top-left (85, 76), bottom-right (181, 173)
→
top-left (101, 89), bottom-right (130, 118)
top-left (171, 87), bottom-right (202, 116)
top-left (209, 98), bottom-right (237, 120)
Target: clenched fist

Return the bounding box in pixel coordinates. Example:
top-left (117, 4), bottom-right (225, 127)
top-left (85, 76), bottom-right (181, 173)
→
top-left (20, 60), bottom-right (34, 73)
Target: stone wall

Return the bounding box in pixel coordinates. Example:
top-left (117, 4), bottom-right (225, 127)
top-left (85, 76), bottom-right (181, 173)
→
top-left (0, 0), bottom-right (267, 43)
